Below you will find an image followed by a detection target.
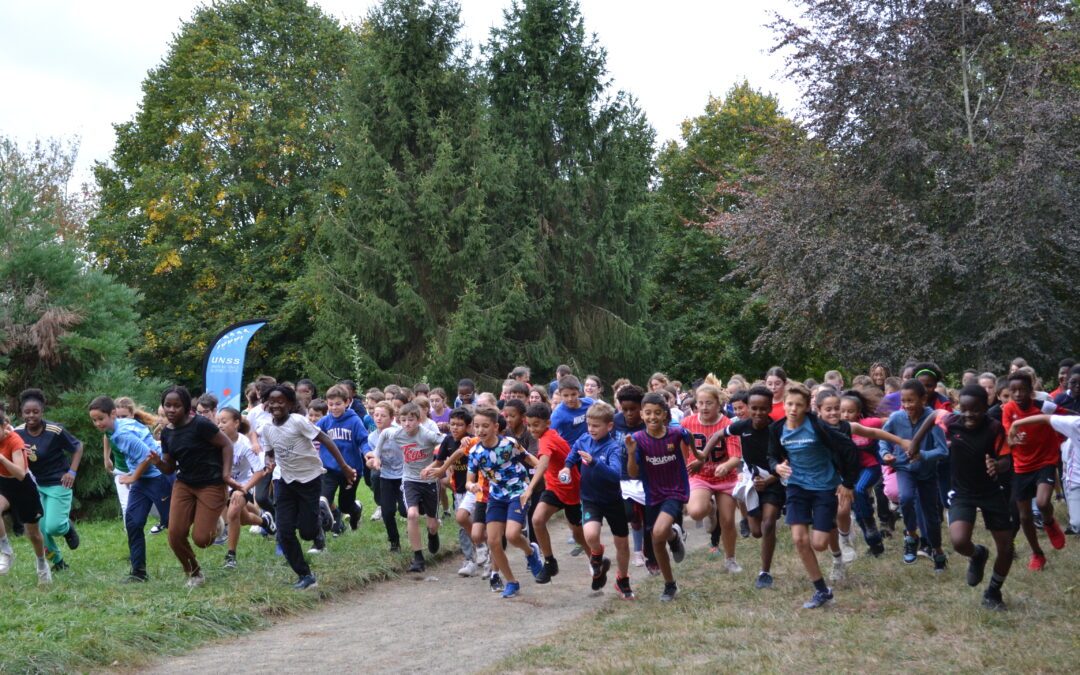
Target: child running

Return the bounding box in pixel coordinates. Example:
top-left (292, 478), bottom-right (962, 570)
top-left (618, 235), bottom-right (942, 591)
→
top-left (562, 401), bottom-right (635, 599)
top-left (625, 392), bottom-right (692, 602)
top-left (317, 385), bottom-right (368, 535)
top-left (613, 385), bottom-right (649, 570)
top-left (910, 386), bottom-right (1015, 610)
top-left (422, 407), bottom-right (484, 576)
top-left (0, 410), bottom-right (51, 584)
top-left (217, 407), bottom-right (275, 570)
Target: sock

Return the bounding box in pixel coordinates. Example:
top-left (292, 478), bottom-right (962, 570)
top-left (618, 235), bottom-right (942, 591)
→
top-left (832, 550), bottom-right (842, 560)
top-left (839, 529), bottom-right (849, 538)
top-left (0, 536), bottom-right (10, 554)
top-left (413, 550), bottom-right (424, 560)
top-left (812, 577), bottom-right (828, 593)
top-left (36, 555), bottom-right (46, 566)
top-left (759, 569), bottom-right (768, 576)
top-left (591, 544), bottom-right (605, 558)
top-left (227, 549), bottom-right (236, 556)
top-left (988, 572), bottom-right (1006, 592)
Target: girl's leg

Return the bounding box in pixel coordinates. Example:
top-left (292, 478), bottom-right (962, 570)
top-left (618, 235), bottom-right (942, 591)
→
top-left (1035, 482), bottom-right (1057, 525)
top-left (486, 521), bottom-right (514, 583)
top-left (168, 481), bottom-right (199, 576)
top-left (650, 511), bottom-right (676, 583)
top-left (717, 492), bottom-right (738, 559)
top-left (686, 488), bottom-right (714, 521)
top-left (226, 491), bottom-right (247, 552)
top-left (25, 522), bottom-right (46, 559)
top-left (853, 467), bottom-right (882, 543)
top-left (1066, 484), bottom-right (1080, 532)
top-left (191, 485), bottom-right (227, 549)
top-left (895, 470), bottom-right (920, 538)
top-left (455, 505), bottom-right (475, 561)
top-left (583, 521), bottom-right (603, 555)
top-left (114, 474), bottom-right (130, 521)
top-left (406, 505), bottom-right (422, 552)
top-left (37, 485), bottom-right (73, 564)
top-left (613, 535), bottom-right (630, 576)
top-left (989, 528), bottom-right (1015, 579)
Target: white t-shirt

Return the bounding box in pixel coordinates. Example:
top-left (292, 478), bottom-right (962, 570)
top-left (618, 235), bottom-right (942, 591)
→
top-left (230, 434), bottom-right (264, 486)
top-left (1050, 416), bottom-right (1080, 488)
top-left (261, 413), bottom-right (323, 484)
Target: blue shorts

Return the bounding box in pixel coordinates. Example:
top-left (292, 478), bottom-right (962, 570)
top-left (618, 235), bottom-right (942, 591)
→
top-left (484, 497), bottom-right (527, 525)
top-left (644, 498), bottom-right (685, 529)
top-left (785, 484), bottom-right (838, 532)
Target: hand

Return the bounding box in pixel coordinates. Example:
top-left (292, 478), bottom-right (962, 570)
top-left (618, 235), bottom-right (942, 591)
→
top-left (118, 473), bottom-right (135, 486)
top-left (904, 442), bottom-right (920, 461)
top-left (558, 468), bottom-right (571, 484)
top-left (370, 457), bottom-right (382, 471)
top-left (1008, 428), bottom-right (1027, 445)
top-left (753, 476), bottom-right (769, 491)
top-left (577, 451), bottom-right (593, 465)
top-left (148, 450), bottom-right (161, 465)
top-left (984, 455), bottom-right (998, 478)
top-left (687, 459), bottom-right (704, 474)
top-left (624, 435), bottom-right (637, 452)
top-left (775, 460), bottom-right (792, 479)
top-left (519, 489), bottom-right (531, 509)
top-left (104, 458), bottom-right (114, 473)
top-left (342, 465), bottom-right (358, 488)
top-left (420, 465), bottom-right (437, 480)
top-left (836, 486), bottom-right (854, 509)
top-left (714, 463), bottom-right (733, 479)
top-left (882, 453), bottom-right (896, 466)
top-left (466, 481), bottom-right (480, 495)
top-left (898, 439), bottom-right (911, 453)
top-left (61, 471), bottom-right (76, 489)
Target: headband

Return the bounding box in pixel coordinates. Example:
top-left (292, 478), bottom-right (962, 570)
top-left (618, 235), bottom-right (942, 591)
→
top-left (914, 369), bottom-right (938, 379)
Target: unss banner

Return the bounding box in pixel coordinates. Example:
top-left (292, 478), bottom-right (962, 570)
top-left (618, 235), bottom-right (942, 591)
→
top-left (201, 319), bottom-right (267, 410)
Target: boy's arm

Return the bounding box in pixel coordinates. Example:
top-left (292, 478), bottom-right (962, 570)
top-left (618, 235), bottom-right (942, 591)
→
top-left (590, 442), bottom-right (622, 483)
top-left (625, 435), bottom-right (640, 479)
top-left (850, 422), bottom-right (911, 451)
top-left (522, 454), bottom-right (550, 502)
top-left (316, 430), bottom-right (357, 485)
top-left (103, 435), bottom-right (113, 473)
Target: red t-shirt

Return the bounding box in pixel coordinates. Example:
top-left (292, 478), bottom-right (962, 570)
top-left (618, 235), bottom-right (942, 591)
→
top-left (854, 417), bottom-right (883, 468)
top-left (0, 432), bottom-right (26, 478)
top-left (770, 400), bottom-right (785, 422)
top-left (1001, 401), bottom-right (1061, 473)
top-left (680, 414), bottom-right (740, 486)
top-left (538, 428), bottom-right (579, 505)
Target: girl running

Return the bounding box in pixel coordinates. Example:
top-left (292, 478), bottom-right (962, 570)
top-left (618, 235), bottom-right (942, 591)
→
top-left (218, 407), bottom-right (275, 570)
top-left (764, 367), bottom-right (788, 421)
top-left (0, 409), bottom-right (51, 584)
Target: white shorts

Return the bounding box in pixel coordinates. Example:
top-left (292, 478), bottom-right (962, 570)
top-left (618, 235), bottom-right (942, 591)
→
top-left (621, 480), bottom-right (646, 506)
top-left (455, 491), bottom-right (477, 514)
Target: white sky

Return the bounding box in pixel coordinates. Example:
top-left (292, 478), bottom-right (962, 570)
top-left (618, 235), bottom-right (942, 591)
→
top-left (0, 0), bottom-right (803, 188)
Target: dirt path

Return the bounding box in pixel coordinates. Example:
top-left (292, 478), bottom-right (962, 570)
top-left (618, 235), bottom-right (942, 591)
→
top-left (143, 518), bottom-right (708, 674)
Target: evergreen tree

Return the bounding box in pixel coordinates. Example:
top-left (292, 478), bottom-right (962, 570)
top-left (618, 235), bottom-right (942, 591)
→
top-left (90, 0), bottom-right (351, 382)
top-left (485, 0), bottom-right (657, 382)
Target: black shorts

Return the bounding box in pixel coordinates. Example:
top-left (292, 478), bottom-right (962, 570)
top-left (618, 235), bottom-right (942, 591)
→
top-left (402, 480), bottom-right (438, 517)
top-left (1012, 465), bottom-right (1057, 502)
top-left (644, 498), bottom-right (685, 529)
top-left (473, 501), bottom-right (487, 524)
top-left (0, 476), bottom-right (44, 525)
top-left (950, 491), bottom-right (1014, 531)
top-left (539, 490), bottom-right (582, 526)
top-left (581, 499), bottom-right (629, 537)
top-left (748, 484), bottom-right (786, 517)
top-left (785, 484), bottom-right (838, 532)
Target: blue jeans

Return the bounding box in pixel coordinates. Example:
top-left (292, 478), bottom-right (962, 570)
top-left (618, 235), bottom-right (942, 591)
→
top-left (853, 465), bottom-right (882, 534)
top-left (126, 474), bottom-right (173, 574)
top-left (896, 470), bottom-right (941, 549)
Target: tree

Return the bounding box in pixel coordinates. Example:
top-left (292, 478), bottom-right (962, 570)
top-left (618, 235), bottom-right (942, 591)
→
top-left (723, 0), bottom-right (1080, 372)
top-left (304, 0), bottom-right (528, 390)
top-left (90, 0), bottom-right (352, 383)
top-left (485, 0), bottom-right (657, 383)
top-left (651, 83), bottom-right (802, 382)
top-left (0, 137), bottom-right (140, 398)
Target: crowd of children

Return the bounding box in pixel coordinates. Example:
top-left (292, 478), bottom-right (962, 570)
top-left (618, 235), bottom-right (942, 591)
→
top-left (1, 357), bottom-right (1078, 611)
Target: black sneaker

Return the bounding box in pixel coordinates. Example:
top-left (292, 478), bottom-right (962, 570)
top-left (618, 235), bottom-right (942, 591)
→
top-left (669, 524), bottom-right (686, 563)
top-left (803, 587), bottom-right (834, 609)
top-left (590, 557), bottom-right (611, 591)
top-left (615, 575), bottom-right (635, 600)
top-left (739, 518), bottom-right (751, 539)
top-left (51, 559), bottom-right (69, 572)
top-left (319, 497), bottom-right (336, 532)
top-left (755, 571), bottom-right (774, 589)
top-left (660, 581), bottom-right (678, 602)
top-left (982, 588), bottom-right (1007, 611)
top-left (489, 572), bottom-right (504, 593)
top-left (933, 552), bottom-right (948, 573)
top-left (389, 542), bottom-right (401, 553)
top-left (966, 545), bottom-right (988, 586)
top-left (125, 570), bottom-right (149, 583)
top-left (330, 521), bottom-right (345, 537)
top-left (261, 511), bottom-right (277, 536)
top-left (350, 502), bottom-right (363, 531)
top-left (408, 557), bottom-right (425, 573)
top-left (149, 523), bottom-right (165, 535)
top-left (293, 574), bottom-right (318, 591)
top-left (535, 560), bottom-right (554, 584)
top-left (867, 537), bottom-right (886, 558)
top-left (547, 557), bottom-right (559, 577)
top-left (224, 552), bottom-right (237, 570)
top-left (427, 531), bottom-right (440, 554)
top-left (903, 536), bottom-right (918, 565)
top-left (64, 520), bottom-right (80, 550)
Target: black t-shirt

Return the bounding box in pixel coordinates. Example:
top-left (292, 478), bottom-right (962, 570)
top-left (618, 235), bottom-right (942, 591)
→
top-left (161, 415), bottom-right (224, 487)
top-left (944, 414), bottom-right (1007, 498)
top-left (727, 418), bottom-right (771, 472)
top-left (436, 435), bottom-right (468, 494)
top-left (16, 421), bottom-right (80, 488)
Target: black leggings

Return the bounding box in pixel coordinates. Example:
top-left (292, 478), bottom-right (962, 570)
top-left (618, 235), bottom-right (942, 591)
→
top-left (274, 478), bottom-right (320, 578)
top-left (377, 477), bottom-right (406, 546)
top-left (254, 473), bottom-right (275, 513)
top-left (321, 470), bottom-right (360, 521)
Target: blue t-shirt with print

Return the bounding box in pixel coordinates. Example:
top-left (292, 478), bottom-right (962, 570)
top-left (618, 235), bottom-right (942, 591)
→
top-left (780, 418), bottom-right (839, 491)
top-left (550, 397), bottom-right (595, 446)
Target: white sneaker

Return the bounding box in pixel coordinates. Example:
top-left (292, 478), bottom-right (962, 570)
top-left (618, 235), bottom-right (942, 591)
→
top-left (631, 551), bottom-right (645, 567)
top-left (186, 573), bottom-right (206, 589)
top-left (0, 550), bottom-right (12, 575)
top-left (829, 557), bottom-right (847, 583)
top-left (474, 544), bottom-right (490, 567)
top-left (308, 546), bottom-right (325, 555)
top-left (566, 533), bottom-right (576, 545)
top-left (839, 533), bottom-right (857, 563)
top-left (249, 525), bottom-right (263, 535)
top-left (371, 506), bottom-right (383, 521)
top-left (37, 559), bottom-right (52, 585)
top-left (457, 560), bottom-right (479, 577)
top-left (724, 557), bottom-right (743, 574)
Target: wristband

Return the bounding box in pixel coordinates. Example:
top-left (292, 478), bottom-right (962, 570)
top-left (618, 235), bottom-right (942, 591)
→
top-left (67, 469), bottom-right (77, 476)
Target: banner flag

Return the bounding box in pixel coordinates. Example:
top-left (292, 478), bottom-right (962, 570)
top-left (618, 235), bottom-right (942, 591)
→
top-left (201, 319), bottom-right (268, 411)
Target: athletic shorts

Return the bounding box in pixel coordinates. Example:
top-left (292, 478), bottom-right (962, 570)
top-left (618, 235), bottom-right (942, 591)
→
top-left (539, 490), bottom-right (582, 526)
top-left (402, 480), bottom-right (438, 517)
top-left (1012, 465), bottom-right (1057, 503)
top-left (0, 476), bottom-right (44, 525)
top-left (620, 479), bottom-right (646, 506)
top-left (950, 492), bottom-right (1013, 531)
top-left (785, 484), bottom-right (838, 532)
top-left (581, 499), bottom-right (629, 537)
top-left (644, 498), bottom-right (685, 529)
top-left (747, 484), bottom-right (786, 517)
top-left (473, 500), bottom-right (487, 524)
top-left (229, 487), bottom-right (255, 503)
top-left (689, 476), bottom-right (736, 495)
top-left (485, 497), bottom-right (526, 525)
top-left (453, 491), bottom-right (474, 514)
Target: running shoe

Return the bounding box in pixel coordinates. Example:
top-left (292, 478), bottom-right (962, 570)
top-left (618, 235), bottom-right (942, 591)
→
top-left (213, 517), bottom-right (226, 544)
top-left (755, 571), bottom-right (774, 590)
top-left (867, 535), bottom-right (886, 558)
top-left (645, 560), bottom-right (661, 576)
top-left (1027, 552), bottom-right (1047, 571)
top-left (829, 558), bottom-right (847, 583)
top-left (350, 502), bottom-right (364, 531)
top-left (261, 511), bottom-right (277, 536)
top-left (724, 558), bottom-right (743, 574)
top-left (51, 559), bottom-right (69, 572)
top-left (150, 524), bottom-right (165, 535)
top-left (501, 580), bottom-right (520, 598)
top-left (407, 557), bottom-right (425, 573)
top-left (615, 575), bottom-right (635, 600)
top-left (293, 574), bottom-right (318, 591)
top-left (526, 542), bottom-right (544, 578)
top-left (428, 530), bottom-right (440, 554)
top-left (966, 545), bottom-right (989, 586)
top-left (982, 588), bottom-right (1007, 611)
top-left (803, 587), bottom-right (833, 609)
top-left (224, 552), bottom-right (237, 570)
top-left (631, 551), bottom-right (645, 567)
top-left (739, 518), bottom-right (751, 538)
top-left (535, 560), bottom-right (554, 584)
top-left (1045, 519), bottom-right (1067, 550)
top-left (569, 545), bottom-right (584, 557)
top-left (839, 533), bottom-right (857, 563)
top-left (590, 557), bottom-right (611, 591)
top-left (474, 544), bottom-right (490, 567)
top-left (457, 560), bottom-right (479, 577)
top-left (0, 550), bottom-right (12, 575)
top-left (903, 535), bottom-right (918, 565)
top-left (125, 569), bottom-right (148, 583)
top-left (933, 552), bottom-right (948, 573)
top-left (319, 497), bottom-right (336, 531)
top-left (37, 559), bottom-right (52, 586)
top-left (669, 523), bottom-right (686, 563)
top-left (489, 572), bottom-right (504, 593)
top-left (64, 520), bottom-right (80, 550)
top-left (371, 506), bottom-right (383, 521)
top-left (185, 573), bottom-right (206, 589)
top-left (660, 581), bottom-right (678, 602)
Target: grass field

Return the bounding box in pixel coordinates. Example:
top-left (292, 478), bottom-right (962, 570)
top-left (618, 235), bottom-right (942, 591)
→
top-left (494, 524), bottom-right (1080, 674)
top-left (0, 496), bottom-right (456, 674)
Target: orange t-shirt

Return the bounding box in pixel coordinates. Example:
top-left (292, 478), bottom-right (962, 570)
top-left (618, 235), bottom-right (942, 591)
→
top-left (0, 432), bottom-right (27, 478)
top-left (770, 400), bottom-right (786, 422)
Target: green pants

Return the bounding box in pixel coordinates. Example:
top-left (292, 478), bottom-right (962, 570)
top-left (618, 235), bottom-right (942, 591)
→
top-left (37, 484), bottom-right (72, 563)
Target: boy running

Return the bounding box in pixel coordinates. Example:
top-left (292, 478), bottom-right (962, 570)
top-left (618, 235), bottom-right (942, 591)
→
top-left (317, 385), bottom-right (368, 535)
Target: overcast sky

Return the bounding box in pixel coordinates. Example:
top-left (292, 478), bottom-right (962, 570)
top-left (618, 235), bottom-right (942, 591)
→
top-left (0, 0), bottom-right (803, 187)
